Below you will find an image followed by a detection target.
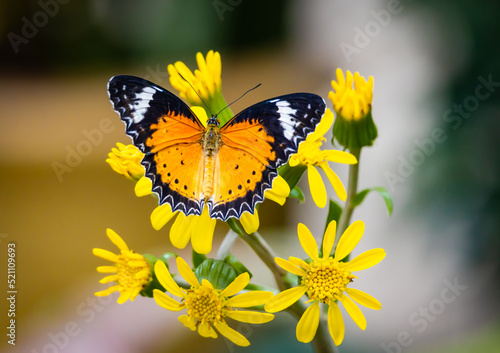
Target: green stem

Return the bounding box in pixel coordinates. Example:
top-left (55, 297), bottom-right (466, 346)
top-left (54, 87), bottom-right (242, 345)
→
top-left (336, 148), bottom-right (361, 245)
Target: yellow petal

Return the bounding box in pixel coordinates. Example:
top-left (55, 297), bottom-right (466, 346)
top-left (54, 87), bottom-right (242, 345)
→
top-left (94, 285), bottom-right (119, 297)
top-left (322, 220), bottom-right (337, 259)
top-left (93, 248), bottom-right (119, 263)
top-left (339, 294), bottom-right (367, 330)
top-left (296, 301), bottom-right (320, 343)
top-left (225, 310), bottom-right (274, 324)
top-left (191, 106), bottom-right (208, 127)
top-left (198, 322), bottom-right (217, 338)
top-left (134, 177), bottom-right (153, 197)
top-left (176, 257), bottom-right (200, 288)
top-left (220, 272), bottom-right (250, 297)
top-left (170, 213), bottom-right (193, 249)
top-left (275, 257), bottom-right (307, 277)
top-left (264, 286), bottom-right (306, 313)
top-left (225, 291), bottom-right (273, 308)
top-left (346, 288), bottom-right (381, 310)
top-left (153, 289), bottom-right (184, 311)
top-left (96, 266), bottom-right (117, 273)
top-left (105, 228), bottom-right (129, 252)
top-left (297, 223), bottom-right (320, 261)
top-left (99, 275), bottom-right (117, 284)
top-left (191, 206), bottom-right (216, 254)
top-left (154, 260), bottom-right (184, 297)
top-left (318, 162), bottom-right (347, 202)
top-left (328, 302), bottom-right (345, 346)
top-left (265, 175), bottom-right (290, 205)
top-left (309, 109), bottom-right (334, 141)
top-left (178, 315), bottom-right (196, 330)
top-left (334, 220), bottom-right (365, 261)
top-left (307, 165), bottom-right (327, 208)
top-left (348, 248), bottom-right (386, 271)
top-left (240, 210), bottom-right (259, 234)
top-left (151, 204), bottom-right (176, 231)
top-left (322, 150), bottom-right (357, 164)
top-left (214, 321), bottom-right (249, 347)
top-left (288, 256), bottom-right (310, 270)
top-left (117, 291), bottom-right (132, 304)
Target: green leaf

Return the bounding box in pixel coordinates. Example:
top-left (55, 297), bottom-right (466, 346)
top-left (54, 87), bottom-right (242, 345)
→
top-left (325, 200), bottom-right (343, 232)
top-left (353, 187), bottom-right (393, 215)
top-left (224, 254), bottom-right (252, 279)
top-left (194, 259), bottom-right (237, 290)
top-left (289, 186), bottom-right (305, 203)
top-left (278, 163), bottom-right (307, 190)
top-left (192, 250), bottom-right (207, 269)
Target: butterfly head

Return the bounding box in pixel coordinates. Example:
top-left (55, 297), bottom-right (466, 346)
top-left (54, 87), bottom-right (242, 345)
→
top-left (207, 116), bottom-right (220, 127)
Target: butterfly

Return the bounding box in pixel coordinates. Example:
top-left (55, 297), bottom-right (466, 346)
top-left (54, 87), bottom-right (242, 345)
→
top-left (108, 75), bottom-right (325, 221)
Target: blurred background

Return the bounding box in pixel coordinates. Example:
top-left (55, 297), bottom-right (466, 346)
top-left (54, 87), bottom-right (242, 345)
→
top-left (1, 0), bottom-right (499, 352)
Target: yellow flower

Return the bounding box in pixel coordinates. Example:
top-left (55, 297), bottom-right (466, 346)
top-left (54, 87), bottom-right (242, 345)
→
top-left (93, 229), bottom-right (152, 304)
top-left (289, 109), bottom-right (357, 207)
top-left (149, 174), bottom-right (289, 254)
top-left (329, 69), bottom-right (377, 149)
top-left (329, 69), bottom-right (373, 121)
top-left (265, 220), bottom-right (385, 345)
top-left (153, 258), bottom-right (274, 347)
top-left (106, 143), bottom-right (144, 181)
top-left (168, 50), bottom-right (231, 124)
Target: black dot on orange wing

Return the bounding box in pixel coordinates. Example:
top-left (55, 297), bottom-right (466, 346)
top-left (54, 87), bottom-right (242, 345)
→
top-left (184, 185), bottom-right (188, 190)
top-left (247, 179), bottom-right (250, 184)
top-left (229, 190), bottom-right (232, 195)
top-left (235, 165), bottom-right (239, 170)
top-left (258, 127), bottom-right (263, 132)
top-left (163, 164), bottom-right (167, 168)
top-left (181, 160), bottom-right (184, 165)
top-left (175, 179), bottom-right (179, 184)
top-left (238, 185), bottom-right (242, 190)
top-left (167, 172), bottom-right (171, 177)
top-left (252, 171), bottom-right (256, 175)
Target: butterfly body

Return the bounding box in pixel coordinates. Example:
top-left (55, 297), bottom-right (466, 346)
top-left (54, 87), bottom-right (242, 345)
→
top-left (108, 75), bottom-right (325, 221)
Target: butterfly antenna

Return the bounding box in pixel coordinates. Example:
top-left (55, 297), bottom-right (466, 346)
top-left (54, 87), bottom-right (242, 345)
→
top-left (178, 73), bottom-right (214, 116)
top-left (216, 83), bottom-right (262, 117)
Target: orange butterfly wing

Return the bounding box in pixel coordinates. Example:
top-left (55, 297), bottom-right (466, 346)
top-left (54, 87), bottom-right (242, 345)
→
top-left (209, 94), bottom-right (325, 220)
top-left (108, 75), bottom-right (206, 215)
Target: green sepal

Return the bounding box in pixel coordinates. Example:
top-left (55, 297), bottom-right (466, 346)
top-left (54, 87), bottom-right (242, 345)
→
top-left (353, 187), bottom-right (393, 215)
top-left (278, 163), bottom-right (307, 190)
top-left (332, 110), bottom-right (378, 150)
top-left (289, 186), bottom-right (305, 203)
top-left (226, 217), bottom-right (244, 235)
top-left (223, 254), bottom-right (252, 279)
top-left (139, 253), bottom-right (177, 297)
top-left (207, 91), bottom-right (233, 127)
top-left (194, 259), bottom-right (237, 290)
top-left (192, 249), bottom-right (207, 268)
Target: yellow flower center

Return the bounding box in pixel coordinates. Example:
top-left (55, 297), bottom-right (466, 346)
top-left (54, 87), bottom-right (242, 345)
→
top-left (301, 258), bottom-right (356, 304)
top-left (291, 136), bottom-right (326, 166)
top-left (184, 286), bottom-right (225, 323)
top-left (115, 252), bottom-right (151, 291)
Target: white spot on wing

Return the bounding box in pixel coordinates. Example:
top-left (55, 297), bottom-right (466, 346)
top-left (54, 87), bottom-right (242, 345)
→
top-left (131, 87), bottom-right (156, 123)
top-left (276, 101), bottom-right (299, 140)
